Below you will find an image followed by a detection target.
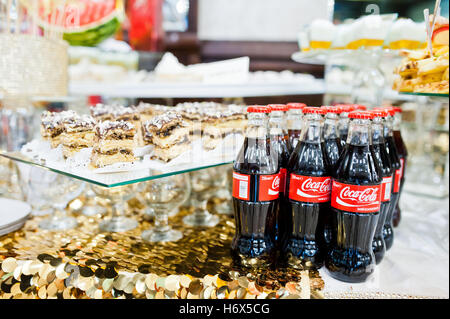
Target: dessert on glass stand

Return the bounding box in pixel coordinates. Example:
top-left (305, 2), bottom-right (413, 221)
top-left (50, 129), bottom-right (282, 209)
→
top-left (393, 15), bottom-right (449, 94)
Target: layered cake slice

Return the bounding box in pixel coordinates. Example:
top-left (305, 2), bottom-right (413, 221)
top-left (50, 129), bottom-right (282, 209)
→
top-left (40, 110), bottom-right (77, 148)
top-left (202, 107), bottom-right (247, 150)
top-left (91, 120), bottom-right (137, 168)
top-left (61, 115), bottom-right (96, 158)
top-left (110, 105), bottom-right (144, 146)
top-left (142, 111), bottom-right (190, 162)
top-left (90, 103), bottom-right (114, 121)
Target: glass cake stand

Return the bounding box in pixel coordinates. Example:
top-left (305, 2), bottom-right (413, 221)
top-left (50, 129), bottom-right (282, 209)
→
top-left (0, 150), bottom-right (233, 188)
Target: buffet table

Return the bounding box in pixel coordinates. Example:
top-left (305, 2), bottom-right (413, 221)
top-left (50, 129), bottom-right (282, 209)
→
top-left (0, 184), bottom-right (448, 299)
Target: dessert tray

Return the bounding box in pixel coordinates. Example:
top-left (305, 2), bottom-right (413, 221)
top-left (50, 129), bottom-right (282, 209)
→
top-left (1, 102), bottom-right (249, 187)
top-left (1, 135), bottom-right (240, 188)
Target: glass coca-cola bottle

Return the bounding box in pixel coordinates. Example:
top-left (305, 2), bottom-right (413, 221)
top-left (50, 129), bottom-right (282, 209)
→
top-left (283, 107), bottom-right (332, 269)
top-left (231, 105), bottom-right (279, 268)
top-left (392, 107), bottom-right (407, 227)
top-left (376, 107), bottom-right (401, 251)
top-left (326, 111), bottom-right (382, 283)
top-left (369, 110), bottom-right (393, 264)
top-left (268, 104), bottom-right (291, 247)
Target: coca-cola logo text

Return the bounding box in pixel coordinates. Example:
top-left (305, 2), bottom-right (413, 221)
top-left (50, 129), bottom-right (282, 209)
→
top-left (301, 177), bottom-right (331, 194)
top-left (340, 186), bottom-right (379, 203)
top-left (272, 176), bottom-right (280, 190)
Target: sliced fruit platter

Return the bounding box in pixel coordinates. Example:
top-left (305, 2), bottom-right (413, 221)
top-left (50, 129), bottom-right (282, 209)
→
top-left (20, 0), bottom-right (122, 46)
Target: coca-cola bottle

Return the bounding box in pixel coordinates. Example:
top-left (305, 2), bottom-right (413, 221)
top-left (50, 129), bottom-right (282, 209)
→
top-left (336, 104), bottom-right (357, 148)
top-left (392, 107), bottom-right (407, 227)
top-left (231, 105), bottom-right (279, 268)
top-left (286, 103), bottom-right (306, 151)
top-left (326, 111), bottom-right (382, 283)
top-left (283, 107), bottom-right (332, 269)
top-left (369, 110), bottom-right (393, 264)
top-left (268, 104), bottom-right (291, 247)
top-left (376, 107), bottom-right (401, 251)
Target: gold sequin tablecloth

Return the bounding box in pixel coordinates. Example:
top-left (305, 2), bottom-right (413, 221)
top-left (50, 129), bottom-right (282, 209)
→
top-left (0, 200), bottom-right (324, 299)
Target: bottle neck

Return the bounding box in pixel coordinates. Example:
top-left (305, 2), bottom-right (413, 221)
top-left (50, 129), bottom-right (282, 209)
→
top-left (323, 113), bottom-right (339, 140)
top-left (269, 111), bottom-right (286, 135)
top-left (393, 113), bottom-right (401, 131)
top-left (247, 113), bottom-right (269, 140)
top-left (287, 109), bottom-right (303, 130)
top-left (300, 113), bottom-right (323, 143)
top-left (383, 116), bottom-right (394, 138)
top-left (371, 117), bottom-right (385, 145)
top-left (347, 118), bottom-right (372, 146)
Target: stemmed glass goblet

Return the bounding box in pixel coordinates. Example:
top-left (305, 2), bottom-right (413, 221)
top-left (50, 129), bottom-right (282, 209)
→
top-left (27, 167), bottom-right (85, 231)
top-left (139, 173), bottom-right (189, 242)
top-left (92, 184), bottom-right (139, 232)
top-left (183, 166), bottom-right (228, 227)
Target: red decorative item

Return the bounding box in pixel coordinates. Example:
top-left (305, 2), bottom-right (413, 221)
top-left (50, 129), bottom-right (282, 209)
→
top-left (127, 0), bottom-right (164, 51)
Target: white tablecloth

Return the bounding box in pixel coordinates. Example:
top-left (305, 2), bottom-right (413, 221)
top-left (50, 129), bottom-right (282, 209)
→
top-left (321, 190), bottom-right (449, 298)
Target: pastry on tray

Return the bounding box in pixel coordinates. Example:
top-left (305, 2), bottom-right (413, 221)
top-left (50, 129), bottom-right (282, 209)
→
top-left (40, 110), bottom-right (78, 148)
top-left (201, 108), bottom-right (247, 150)
top-left (142, 111), bottom-right (190, 162)
top-left (91, 120), bottom-right (137, 168)
top-left (61, 114), bottom-right (96, 158)
top-left (393, 15), bottom-right (449, 94)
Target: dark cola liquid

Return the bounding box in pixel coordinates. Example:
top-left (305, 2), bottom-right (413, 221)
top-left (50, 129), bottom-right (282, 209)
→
top-left (371, 142), bottom-right (392, 264)
top-left (324, 137), bottom-right (342, 170)
top-left (232, 137), bottom-right (277, 268)
top-left (326, 144), bottom-right (381, 283)
top-left (393, 130), bottom-right (407, 227)
top-left (270, 134), bottom-right (291, 247)
top-left (383, 135), bottom-right (401, 250)
top-left (288, 129), bottom-right (302, 152)
top-left (282, 141), bottom-right (331, 269)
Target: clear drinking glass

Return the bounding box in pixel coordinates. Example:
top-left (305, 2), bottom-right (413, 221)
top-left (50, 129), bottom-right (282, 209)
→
top-left (139, 173), bottom-right (190, 242)
top-left (27, 167), bottom-right (84, 230)
top-left (81, 185), bottom-right (107, 217)
top-left (92, 184), bottom-right (139, 232)
top-left (214, 165), bottom-right (233, 216)
top-left (183, 167), bottom-right (228, 227)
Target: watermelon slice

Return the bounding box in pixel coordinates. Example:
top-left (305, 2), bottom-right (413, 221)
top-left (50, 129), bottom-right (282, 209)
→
top-left (23, 0), bottom-right (122, 46)
top-left (432, 25), bottom-right (449, 46)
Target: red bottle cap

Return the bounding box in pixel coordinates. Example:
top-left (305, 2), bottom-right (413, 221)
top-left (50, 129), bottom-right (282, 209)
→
top-left (334, 104), bottom-right (354, 112)
top-left (374, 107), bottom-right (396, 116)
top-left (247, 105), bottom-right (271, 113)
top-left (287, 102), bottom-right (306, 110)
top-left (321, 106), bottom-right (342, 114)
top-left (268, 104), bottom-right (289, 112)
top-left (369, 110), bottom-right (388, 118)
top-left (348, 111), bottom-right (374, 119)
top-left (354, 104), bottom-right (367, 110)
top-left (303, 106), bottom-right (327, 115)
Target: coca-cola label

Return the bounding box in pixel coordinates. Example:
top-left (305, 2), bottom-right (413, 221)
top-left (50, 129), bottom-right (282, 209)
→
top-left (381, 176), bottom-right (392, 202)
top-left (232, 172), bottom-right (280, 202)
top-left (288, 174), bottom-right (331, 203)
top-left (331, 181), bottom-right (382, 213)
top-left (232, 172), bottom-right (250, 201)
top-left (393, 158), bottom-right (404, 193)
top-left (259, 174), bottom-right (280, 201)
top-left (279, 168), bottom-right (287, 194)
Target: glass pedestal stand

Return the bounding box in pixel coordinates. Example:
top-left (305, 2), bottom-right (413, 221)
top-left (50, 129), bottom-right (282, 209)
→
top-left (402, 94), bottom-right (449, 198)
